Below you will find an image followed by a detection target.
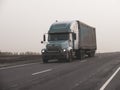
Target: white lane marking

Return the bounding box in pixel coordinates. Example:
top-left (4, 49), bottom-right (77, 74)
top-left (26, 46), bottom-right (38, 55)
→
top-left (100, 67), bottom-right (120, 90)
top-left (0, 63), bottom-right (39, 70)
top-left (32, 69), bottom-right (52, 76)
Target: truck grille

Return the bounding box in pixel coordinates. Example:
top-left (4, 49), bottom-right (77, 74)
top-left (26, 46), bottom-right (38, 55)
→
top-left (46, 44), bottom-right (61, 52)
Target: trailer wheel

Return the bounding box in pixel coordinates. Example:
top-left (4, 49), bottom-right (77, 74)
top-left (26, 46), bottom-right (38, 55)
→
top-left (91, 51), bottom-right (95, 57)
top-left (88, 50), bottom-right (95, 57)
top-left (80, 50), bottom-right (85, 60)
top-left (76, 50), bottom-right (85, 60)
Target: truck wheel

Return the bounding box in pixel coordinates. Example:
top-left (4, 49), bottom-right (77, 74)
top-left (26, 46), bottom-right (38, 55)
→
top-left (80, 50), bottom-right (85, 60)
top-left (91, 51), bottom-right (95, 57)
top-left (88, 50), bottom-right (95, 57)
top-left (43, 58), bottom-right (48, 63)
top-left (66, 51), bottom-right (72, 62)
top-left (88, 52), bottom-right (92, 57)
top-left (76, 50), bottom-right (85, 60)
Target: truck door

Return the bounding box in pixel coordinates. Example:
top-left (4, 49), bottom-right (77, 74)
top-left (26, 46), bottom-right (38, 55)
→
top-left (69, 33), bottom-right (73, 48)
top-left (69, 33), bottom-right (75, 49)
top-left (72, 33), bottom-right (76, 49)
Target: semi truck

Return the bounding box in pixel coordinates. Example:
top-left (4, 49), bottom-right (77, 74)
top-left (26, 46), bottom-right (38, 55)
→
top-left (41, 20), bottom-right (97, 63)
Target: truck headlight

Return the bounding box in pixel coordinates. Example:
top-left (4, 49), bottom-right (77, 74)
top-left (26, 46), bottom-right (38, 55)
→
top-left (63, 49), bottom-right (66, 52)
top-left (41, 49), bottom-right (46, 53)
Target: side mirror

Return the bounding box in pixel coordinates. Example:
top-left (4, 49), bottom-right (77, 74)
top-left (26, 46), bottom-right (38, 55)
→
top-left (41, 41), bottom-right (43, 44)
top-left (43, 35), bottom-right (46, 41)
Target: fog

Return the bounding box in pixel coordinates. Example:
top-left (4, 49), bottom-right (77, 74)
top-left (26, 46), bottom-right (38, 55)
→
top-left (0, 0), bottom-right (120, 53)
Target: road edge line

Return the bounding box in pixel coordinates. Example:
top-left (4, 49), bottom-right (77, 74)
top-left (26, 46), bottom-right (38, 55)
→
top-left (100, 67), bottom-right (120, 90)
top-left (0, 62), bottom-right (39, 70)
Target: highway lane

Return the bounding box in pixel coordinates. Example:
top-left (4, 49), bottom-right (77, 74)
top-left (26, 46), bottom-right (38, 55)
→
top-left (0, 53), bottom-right (120, 90)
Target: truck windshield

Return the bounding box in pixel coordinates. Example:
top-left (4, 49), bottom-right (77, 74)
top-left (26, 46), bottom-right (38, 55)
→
top-left (48, 33), bottom-right (69, 41)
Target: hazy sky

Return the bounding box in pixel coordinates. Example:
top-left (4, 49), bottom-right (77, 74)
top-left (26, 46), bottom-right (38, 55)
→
top-left (0, 0), bottom-right (120, 53)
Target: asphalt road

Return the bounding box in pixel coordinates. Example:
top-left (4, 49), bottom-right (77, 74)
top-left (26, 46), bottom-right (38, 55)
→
top-left (0, 53), bottom-right (120, 90)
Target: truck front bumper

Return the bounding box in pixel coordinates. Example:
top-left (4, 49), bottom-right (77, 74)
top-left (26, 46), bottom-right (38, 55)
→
top-left (42, 51), bottom-right (67, 60)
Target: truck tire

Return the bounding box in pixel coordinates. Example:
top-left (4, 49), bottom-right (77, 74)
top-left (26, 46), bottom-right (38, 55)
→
top-left (43, 58), bottom-right (48, 63)
top-left (80, 50), bottom-right (85, 60)
top-left (66, 51), bottom-right (72, 62)
top-left (88, 50), bottom-right (95, 57)
top-left (91, 51), bottom-right (95, 57)
top-left (88, 52), bottom-right (92, 57)
top-left (76, 50), bottom-right (85, 60)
